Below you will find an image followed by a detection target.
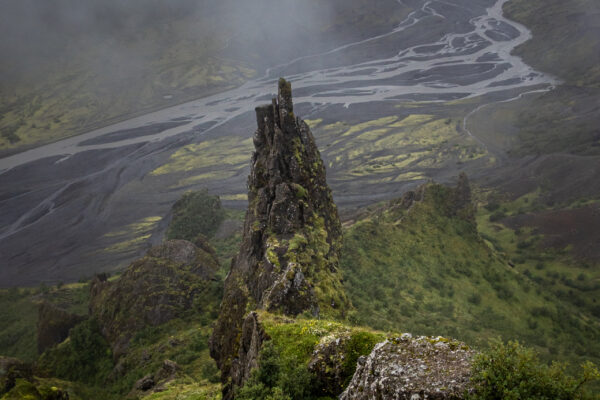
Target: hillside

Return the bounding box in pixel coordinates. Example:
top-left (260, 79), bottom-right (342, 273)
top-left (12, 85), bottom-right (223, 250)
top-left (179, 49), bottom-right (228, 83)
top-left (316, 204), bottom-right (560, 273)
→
top-left (342, 181), bottom-right (600, 368)
top-left (0, 0), bottom-right (407, 153)
top-left (2, 1), bottom-right (600, 397)
top-left (1, 81), bottom-right (599, 400)
top-left (2, 180), bottom-right (598, 399)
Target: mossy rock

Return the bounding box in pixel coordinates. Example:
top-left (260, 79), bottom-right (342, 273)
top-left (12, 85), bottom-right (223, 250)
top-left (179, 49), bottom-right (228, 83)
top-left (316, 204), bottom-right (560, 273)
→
top-left (211, 80), bottom-right (349, 399)
top-left (0, 357), bottom-right (32, 396)
top-left (90, 240), bottom-right (222, 359)
top-left (1, 378), bottom-right (69, 400)
top-left (235, 312), bottom-right (385, 399)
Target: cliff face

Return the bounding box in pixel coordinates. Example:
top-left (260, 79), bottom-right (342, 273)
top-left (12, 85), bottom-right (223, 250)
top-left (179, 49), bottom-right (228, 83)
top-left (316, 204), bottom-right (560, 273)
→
top-left (210, 79), bottom-right (349, 397)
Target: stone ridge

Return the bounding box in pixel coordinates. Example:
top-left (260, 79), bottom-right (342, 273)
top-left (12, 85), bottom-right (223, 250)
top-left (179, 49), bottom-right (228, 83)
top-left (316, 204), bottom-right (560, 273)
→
top-left (210, 78), bottom-right (349, 398)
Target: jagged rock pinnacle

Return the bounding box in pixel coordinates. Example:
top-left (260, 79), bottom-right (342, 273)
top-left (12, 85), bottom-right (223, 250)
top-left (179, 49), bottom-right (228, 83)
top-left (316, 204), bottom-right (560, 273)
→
top-left (210, 78), bottom-right (349, 399)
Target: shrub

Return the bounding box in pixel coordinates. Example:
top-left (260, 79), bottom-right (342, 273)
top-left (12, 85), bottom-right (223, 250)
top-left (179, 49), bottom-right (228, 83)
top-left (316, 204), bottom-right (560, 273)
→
top-left (469, 339), bottom-right (600, 399)
top-left (489, 210), bottom-right (506, 222)
top-left (236, 341), bottom-right (301, 400)
top-left (468, 293), bottom-right (482, 305)
top-left (535, 262), bottom-right (545, 270)
top-left (166, 189), bottom-right (225, 241)
top-left (485, 202), bottom-right (500, 212)
top-left (37, 318), bottom-right (113, 385)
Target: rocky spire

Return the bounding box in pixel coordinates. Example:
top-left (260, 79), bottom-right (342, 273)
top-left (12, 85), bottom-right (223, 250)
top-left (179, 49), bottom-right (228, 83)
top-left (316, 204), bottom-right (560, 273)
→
top-left (210, 78), bottom-right (349, 398)
top-left (453, 172), bottom-right (475, 222)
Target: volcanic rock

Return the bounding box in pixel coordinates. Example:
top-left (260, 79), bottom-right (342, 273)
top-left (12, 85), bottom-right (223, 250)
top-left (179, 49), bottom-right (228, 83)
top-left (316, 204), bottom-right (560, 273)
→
top-left (210, 78), bottom-right (349, 399)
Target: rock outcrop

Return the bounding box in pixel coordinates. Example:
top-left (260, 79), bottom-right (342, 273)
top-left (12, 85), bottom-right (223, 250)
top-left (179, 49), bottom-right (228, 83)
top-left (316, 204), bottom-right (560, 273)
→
top-left (0, 357), bottom-right (32, 395)
top-left (130, 359), bottom-right (181, 395)
top-left (90, 239), bottom-right (220, 359)
top-left (453, 172), bottom-right (475, 222)
top-left (0, 357), bottom-right (69, 400)
top-left (37, 301), bottom-right (84, 354)
top-left (341, 335), bottom-right (475, 400)
top-left (390, 173), bottom-right (475, 223)
top-left (210, 78), bottom-right (349, 398)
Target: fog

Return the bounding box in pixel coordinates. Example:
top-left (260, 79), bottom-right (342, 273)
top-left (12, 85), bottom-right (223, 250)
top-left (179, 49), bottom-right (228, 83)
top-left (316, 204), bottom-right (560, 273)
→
top-left (0, 0), bottom-right (347, 87)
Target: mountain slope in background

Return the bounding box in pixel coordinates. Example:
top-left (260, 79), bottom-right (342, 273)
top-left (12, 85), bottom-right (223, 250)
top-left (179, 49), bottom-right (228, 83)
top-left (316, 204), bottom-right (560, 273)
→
top-left (0, 0), bottom-right (407, 152)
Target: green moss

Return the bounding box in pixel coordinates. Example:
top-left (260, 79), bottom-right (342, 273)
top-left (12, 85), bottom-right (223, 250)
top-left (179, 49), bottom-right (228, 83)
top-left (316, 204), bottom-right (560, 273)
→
top-left (292, 137), bottom-right (304, 166)
top-left (278, 78), bottom-right (292, 100)
top-left (238, 313), bottom-right (384, 399)
top-left (279, 214), bottom-right (347, 319)
top-left (340, 331), bottom-right (384, 387)
top-left (266, 238), bottom-right (282, 270)
top-left (2, 379), bottom-right (42, 400)
top-left (293, 184), bottom-right (308, 199)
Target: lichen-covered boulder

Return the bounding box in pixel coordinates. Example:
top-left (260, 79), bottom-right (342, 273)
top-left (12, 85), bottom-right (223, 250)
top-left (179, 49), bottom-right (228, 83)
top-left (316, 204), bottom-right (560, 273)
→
top-left (341, 334), bottom-right (475, 400)
top-left (90, 239), bottom-right (220, 359)
top-left (308, 333), bottom-right (351, 395)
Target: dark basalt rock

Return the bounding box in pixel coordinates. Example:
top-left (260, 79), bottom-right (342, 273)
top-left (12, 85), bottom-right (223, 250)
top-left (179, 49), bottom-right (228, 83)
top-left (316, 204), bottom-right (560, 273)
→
top-left (130, 359), bottom-right (181, 395)
top-left (453, 172), bottom-right (475, 222)
top-left (36, 301), bottom-right (85, 354)
top-left (210, 79), bottom-right (349, 399)
top-left (134, 375), bottom-right (155, 391)
top-left (90, 239), bottom-right (220, 359)
top-left (230, 312), bottom-right (268, 389)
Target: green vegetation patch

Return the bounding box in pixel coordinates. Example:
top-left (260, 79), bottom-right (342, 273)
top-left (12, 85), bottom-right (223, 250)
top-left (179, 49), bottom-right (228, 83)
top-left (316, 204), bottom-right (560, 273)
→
top-left (341, 183), bottom-right (600, 369)
top-left (167, 189), bottom-right (225, 241)
top-left (151, 137), bottom-right (253, 178)
top-left (469, 339), bottom-right (600, 399)
top-left (37, 318), bottom-right (113, 386)
top-left (237, 312), bottom-right (385, 400)
top-left (0, 284), bottom-right (89, 362)
top-left (476, 189), bottom-right (600, 361)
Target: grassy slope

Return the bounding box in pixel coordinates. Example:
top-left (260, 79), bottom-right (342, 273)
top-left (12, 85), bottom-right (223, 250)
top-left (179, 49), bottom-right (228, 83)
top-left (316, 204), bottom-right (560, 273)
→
top-left (341, 183), bottom-right (600, 368)
top-left (1, 184), bottom-right (599, 398)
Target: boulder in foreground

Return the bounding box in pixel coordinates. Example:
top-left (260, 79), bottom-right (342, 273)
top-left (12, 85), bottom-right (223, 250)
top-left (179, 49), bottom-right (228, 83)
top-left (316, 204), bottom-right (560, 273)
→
top-left (341, 334), bottom-right (474, 400)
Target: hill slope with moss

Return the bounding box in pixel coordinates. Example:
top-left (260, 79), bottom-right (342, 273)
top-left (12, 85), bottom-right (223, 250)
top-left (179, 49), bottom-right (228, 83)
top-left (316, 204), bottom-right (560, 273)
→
top-left (341, 179), bottom-right (600, 370)
top-left (2, 75), bottom-right (600, 398)
top-left (0, 0), bottom-right (407, 152)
